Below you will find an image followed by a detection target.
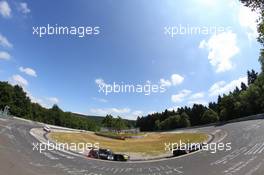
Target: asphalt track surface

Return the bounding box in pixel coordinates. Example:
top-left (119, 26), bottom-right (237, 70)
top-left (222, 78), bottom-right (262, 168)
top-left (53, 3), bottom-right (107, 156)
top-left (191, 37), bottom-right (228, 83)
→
top-left (1, 116), bottom-right (264, 175)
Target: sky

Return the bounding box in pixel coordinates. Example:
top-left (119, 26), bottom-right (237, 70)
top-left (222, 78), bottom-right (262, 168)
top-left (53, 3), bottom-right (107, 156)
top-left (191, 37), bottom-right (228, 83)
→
top-left (0, 0), bottom-right (262, 120)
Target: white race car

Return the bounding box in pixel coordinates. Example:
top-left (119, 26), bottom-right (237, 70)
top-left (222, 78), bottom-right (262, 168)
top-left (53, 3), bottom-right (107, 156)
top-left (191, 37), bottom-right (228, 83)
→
top-left (43, 125), bottom-right (51, 133)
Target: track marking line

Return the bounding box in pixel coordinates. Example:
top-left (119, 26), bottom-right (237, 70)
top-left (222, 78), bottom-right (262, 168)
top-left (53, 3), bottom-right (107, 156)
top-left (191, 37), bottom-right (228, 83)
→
top-left (245, 143), bottom-right (260, 155)
top-left (42, 152), bottom-right (59, 160)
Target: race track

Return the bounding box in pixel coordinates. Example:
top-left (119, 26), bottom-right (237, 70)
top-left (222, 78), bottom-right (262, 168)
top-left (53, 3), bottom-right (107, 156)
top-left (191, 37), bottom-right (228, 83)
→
top-left (1, 115), bottom-right (264, 175)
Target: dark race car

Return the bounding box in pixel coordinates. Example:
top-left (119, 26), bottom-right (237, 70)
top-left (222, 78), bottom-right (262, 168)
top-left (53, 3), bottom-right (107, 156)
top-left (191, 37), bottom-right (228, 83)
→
top-left (98, 148), bottom-right (114, 160)
top-left (172, 143), bottom-right (203, 156)
top-left (172, 147), bottom-right (189, 156)
top-left (113, 153), bottom-right (129, 161)
top-left (87, 148), bottom-right (129, 161)
top-left (87, 148), bottom-right (99, 159)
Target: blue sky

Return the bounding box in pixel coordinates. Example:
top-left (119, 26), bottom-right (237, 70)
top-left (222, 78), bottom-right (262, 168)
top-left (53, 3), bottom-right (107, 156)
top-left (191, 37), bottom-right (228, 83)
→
top-left (0, 0), bottom-right (262, 119)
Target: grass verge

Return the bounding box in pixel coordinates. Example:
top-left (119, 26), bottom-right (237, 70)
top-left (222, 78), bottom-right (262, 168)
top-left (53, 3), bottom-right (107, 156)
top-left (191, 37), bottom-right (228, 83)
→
top-left (49, 132), bottom-right (208, 156)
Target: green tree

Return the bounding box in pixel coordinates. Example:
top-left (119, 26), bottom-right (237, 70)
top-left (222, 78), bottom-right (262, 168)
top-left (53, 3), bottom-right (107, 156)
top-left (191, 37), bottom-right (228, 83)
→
top-left (241, 82), bottom-right (248, 91)
top-left (102, 114), bottom-right (114, 130)
top-left (179, 112), bottom-right (191, 127)
top-left (247, 69), bottom-right (258, 85)
top-left (0, 82), bottom-right (13, 110)
top-left (201, 109), bottom-right (219, 124)
top-left (113, 116), bottom-right (126, 132)
top-left (219, 95), bottom-right (236, 121)
top-left (154, 120), bottom-right (161, 130)
top-left (159, 115), bottom-right (181, 130)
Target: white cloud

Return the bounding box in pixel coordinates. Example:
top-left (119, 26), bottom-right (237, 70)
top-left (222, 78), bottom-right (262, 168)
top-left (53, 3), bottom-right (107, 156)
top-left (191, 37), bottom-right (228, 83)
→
top-left (46, 97), bottom-right (59, 104)
top-left (27, 92), bottom-right (59, 108)
top-left (167, 106), bottom-right (180, 111)
top-left (160, 78), bottom-right (172, 87)
top-left (89, 108), bottom-right (145, 120)
top-left (89, 107), bottom-right (131, 116)
top-left (29, 94), bottom-right (42, 104)
top-left (171, 89), bottom-right (192, 103)
top-left (9, 76), bottom-right (59, 108)
top-left (19, 67), bottom-right (37, 77)
top-left (26, 91), bottom-right (47, 107)
top-left (209, 76), bottom-right (247, 97)
top-left (171, 74), bottom-right (184, 85)
top-left (131, 110), bottom-right (143, 117)
top-left (10, 74), bottom-right (28, 87)
top-left (238, 4), bottom-right (259, 40)
top-left (0, 34), bottom-right (13, 48)
top-left (199, 31), bottom-right (239, 73)
top-left (147, 111), bottom-right (157, 115)
top-left (0, 51), bottom-right (10, 60)
top-left (95, 78), bottom-right (107, 86)
top-left (185, 91), bottom-right (207, 106)
top-left (189, 92), bottom-right (205, 99)
top-left (160, 74), bottom-right (184, 87)
top-left (18, 2), bottom-right (30, 14)
top-left (0, 1), bottom-right (11, 18)
top-left (28, 93), bottom-right (60, 108)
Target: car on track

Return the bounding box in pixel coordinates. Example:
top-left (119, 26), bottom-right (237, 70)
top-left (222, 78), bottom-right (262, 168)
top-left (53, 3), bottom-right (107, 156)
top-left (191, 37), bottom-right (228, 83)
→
top-left (43, 125), bottom-right (51, 133)
top-left (88, 148), bottom-right (114, 160)
top-left (172, 143), bottom-right (203, 156)
top-left (88, 148), bottom-right (129, 161)
top-left (98, 148), bottom-right (114, 160)
top-left (87, 148), bottom-right (99, 159)
top-left (113, 153), bottom-right (129, 161)
top-left (172, 147), bottom-right (189, 156)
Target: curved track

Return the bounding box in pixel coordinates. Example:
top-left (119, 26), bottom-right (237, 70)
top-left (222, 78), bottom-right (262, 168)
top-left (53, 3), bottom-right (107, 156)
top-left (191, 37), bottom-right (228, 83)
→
top-left (1, 116), bottom-right (264, 175)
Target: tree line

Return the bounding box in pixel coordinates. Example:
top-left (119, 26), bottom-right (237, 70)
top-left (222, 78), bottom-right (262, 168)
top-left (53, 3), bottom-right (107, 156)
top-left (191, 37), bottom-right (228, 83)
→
top-left (102, 114), bottom-right (131, 132)
top-left (0, 82), bottom-right (99, 131)
top-left (0, 82), bottom-right (135, 131)
top-left (137, 0), bottom-right (264, 131)
top-left (136, 70), bottom-right (263, 131)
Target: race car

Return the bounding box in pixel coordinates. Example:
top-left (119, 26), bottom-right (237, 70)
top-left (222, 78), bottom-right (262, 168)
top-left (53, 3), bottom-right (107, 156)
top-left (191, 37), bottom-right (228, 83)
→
top-left (43, 125), bottom-right (51, 133)
top-left (172, 147), bottom-right (189, 156)
top-left (88, 148), bottom-right (129, 161)
top-left (172, 143), bottom-right (203, 156)
top-left (98, 148), bottom-right (114, 160)
top-left (88, 148), bottom-right (113, 160)
top-left (113, 153), bottom-right (129, 161)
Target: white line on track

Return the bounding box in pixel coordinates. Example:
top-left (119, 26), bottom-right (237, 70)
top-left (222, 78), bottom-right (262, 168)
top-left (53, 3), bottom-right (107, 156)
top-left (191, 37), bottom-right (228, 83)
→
top-left (50, 150), bottom-right (75, 159)
top-left (42, 152), bottom-right (59, 160)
